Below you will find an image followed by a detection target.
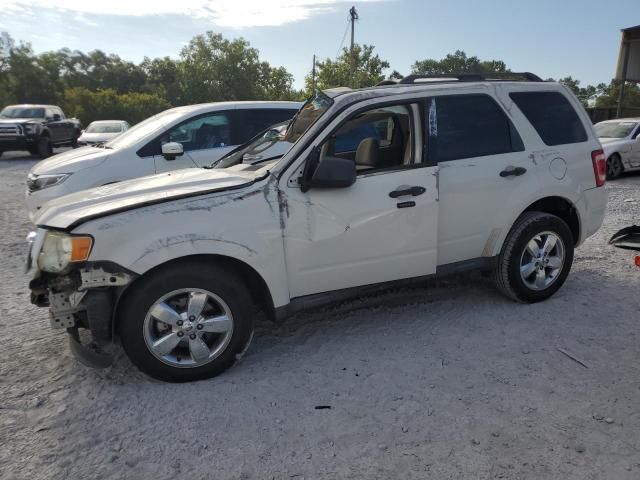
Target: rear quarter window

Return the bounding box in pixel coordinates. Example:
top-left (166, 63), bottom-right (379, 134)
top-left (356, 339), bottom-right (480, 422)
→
top-left (509, 91), bottom-right (587, 146)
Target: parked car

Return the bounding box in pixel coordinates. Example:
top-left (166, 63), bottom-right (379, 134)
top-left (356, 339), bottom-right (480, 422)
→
top-left (26, 73), bottom-right (608, 382)
top-left (25, 101), bottom-right (301, 217)
top-left (0, 104), bottom-right (80, 158)
top-left (77, 120), bottom-right (130, 146)
top-left (594, 118), bottom-right (640, 179)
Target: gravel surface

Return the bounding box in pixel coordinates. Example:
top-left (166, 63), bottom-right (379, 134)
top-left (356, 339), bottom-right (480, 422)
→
top-left (1, 150), bottom-right (639, 480)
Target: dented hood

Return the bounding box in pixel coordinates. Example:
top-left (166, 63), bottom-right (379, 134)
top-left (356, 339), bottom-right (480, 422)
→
top-left (34, 166), bottom-right (266, 230)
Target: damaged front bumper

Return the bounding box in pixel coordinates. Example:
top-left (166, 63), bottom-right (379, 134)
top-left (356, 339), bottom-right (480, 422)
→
top-left (30, 263), bottom-right (135, 368)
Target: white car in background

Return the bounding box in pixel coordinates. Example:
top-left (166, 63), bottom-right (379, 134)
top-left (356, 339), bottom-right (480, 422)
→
top-left (77, 120), bottom-right (130, 146)
top-left (594, 118), bottom-right (640, 179)
top-left (25, 101), bottom-right (301, 217)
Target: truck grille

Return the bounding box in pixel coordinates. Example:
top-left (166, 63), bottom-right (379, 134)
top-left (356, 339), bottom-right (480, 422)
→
top-left (0, 125), bottom-right (21, 136)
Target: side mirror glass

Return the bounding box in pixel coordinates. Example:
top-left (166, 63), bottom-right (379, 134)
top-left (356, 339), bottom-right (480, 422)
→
top-left (301, 152), bottom-right (356, 192)
top-left (162, 142), bottom-right (184, 160)
top-left (52, 114), bottom-right (61, 121)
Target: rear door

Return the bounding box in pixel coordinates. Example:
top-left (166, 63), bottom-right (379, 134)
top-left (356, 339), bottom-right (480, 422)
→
top-left (432, 91), bottom-right (537, 266)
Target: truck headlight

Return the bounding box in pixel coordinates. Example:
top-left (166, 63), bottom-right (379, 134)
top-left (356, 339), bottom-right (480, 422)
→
top-left (25, 124), bottom-right (41, 135)
top-left (27, 173), bottom-right (70, 192)
top-left (37, 231), bottom-right (93, 273)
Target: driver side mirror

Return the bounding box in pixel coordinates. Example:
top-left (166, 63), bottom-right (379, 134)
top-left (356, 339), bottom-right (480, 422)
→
top-left (52, 114), bottom-right (61, 121)
top-left (300, 148), bottom-right (356, 192)
top-left (162, 142), bottom-right (184, 160)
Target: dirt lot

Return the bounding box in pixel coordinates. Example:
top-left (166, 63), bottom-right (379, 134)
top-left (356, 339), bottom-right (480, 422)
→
top-left (1, 150), bottom-right (639, 480)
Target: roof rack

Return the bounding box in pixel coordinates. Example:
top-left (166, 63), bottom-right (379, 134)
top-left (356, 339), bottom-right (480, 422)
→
top-left (377, 72), bottom-right (543, 86)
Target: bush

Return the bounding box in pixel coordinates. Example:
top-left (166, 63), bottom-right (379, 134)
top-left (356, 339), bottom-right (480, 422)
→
top-left (61, 87), bottom-right (171, 125)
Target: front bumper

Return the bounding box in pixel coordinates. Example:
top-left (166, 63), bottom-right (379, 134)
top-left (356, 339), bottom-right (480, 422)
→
top-left (0, 135), bottom-right (38, 151)
top-left (30, 264), bottom-right (135, 368)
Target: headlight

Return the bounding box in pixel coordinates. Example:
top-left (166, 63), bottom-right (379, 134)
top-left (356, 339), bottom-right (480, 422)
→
top-left (37, 231), bottom-right (93, 273)
top-left (27, 173), bottom-right (70, 192)
top-left (24, 124), bottom-right (41, 135)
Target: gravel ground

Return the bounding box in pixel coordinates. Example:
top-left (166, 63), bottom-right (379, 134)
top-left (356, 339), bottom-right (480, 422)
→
top-left (1, 150), bottom-right (639, 480)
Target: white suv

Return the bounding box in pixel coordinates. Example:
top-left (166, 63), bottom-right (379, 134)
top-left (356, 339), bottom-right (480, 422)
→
top-left (25, 101), bottom-right (301, 217)
top-left (26, 74), bottom-right (608, 382)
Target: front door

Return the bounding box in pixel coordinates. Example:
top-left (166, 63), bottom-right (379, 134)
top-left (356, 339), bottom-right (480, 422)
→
top-left (281, 100), bottom-right (439, 298)
top-left (154, 111), bottom-right (234, 172)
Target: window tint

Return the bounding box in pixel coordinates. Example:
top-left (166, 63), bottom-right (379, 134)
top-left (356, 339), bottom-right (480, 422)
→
top-left (320, 104), bottom-right (414, 172)
top-left (163, 112), bottom-right (231, 152)
top-left (510, 91), bottom-right (587, 146)
top-left (433, 95), bottom-right (521, 162)
top-left (235, 108), bottom-right (297, 144)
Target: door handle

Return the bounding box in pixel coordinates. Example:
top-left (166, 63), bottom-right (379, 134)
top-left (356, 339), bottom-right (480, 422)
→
top-left (500, 166), bottom-right (527, 177)
top-left (389, 186), bottom-right (426, 198)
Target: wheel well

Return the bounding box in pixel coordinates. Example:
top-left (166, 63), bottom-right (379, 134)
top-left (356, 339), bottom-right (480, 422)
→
top-left (523, 196), bottom-right (580, 245)
top-left (116, 254), bottom-right (275, 323)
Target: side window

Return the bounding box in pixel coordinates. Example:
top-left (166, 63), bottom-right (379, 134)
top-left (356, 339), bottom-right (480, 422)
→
top-left (162, 112), bottom-right (231, 152)
top-left (509, 91), bottom-right (587, 146)
top-left (235, 109), bottom-right (298, 144)
top-left (432, 94), bottom-right (523, 162)
top-left (320, 104), bottom-right (414, 172)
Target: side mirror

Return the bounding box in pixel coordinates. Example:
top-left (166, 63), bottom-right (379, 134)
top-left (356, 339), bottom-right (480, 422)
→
top-left (52, 114), bottom-right (61, 121)
top-left (301, 154), bottom-right (356, 192)
top-left (162, 142), bottom-right (184, 160)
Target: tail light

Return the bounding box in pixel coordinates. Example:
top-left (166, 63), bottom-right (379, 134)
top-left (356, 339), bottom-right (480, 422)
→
top-left (591, 149), bottom-right (606, 187)
top-left (635, 256), bottom-right (640, 268)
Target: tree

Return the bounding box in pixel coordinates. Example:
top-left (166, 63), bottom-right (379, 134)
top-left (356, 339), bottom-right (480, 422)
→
top-left (594, 81), bottom-right (640, 108)
top-left (305, 44), bottom-right (390, 92)
top-left (412, 50), bottom-right (508, 75)
top-left (178, 31), bottom-right (294, 104)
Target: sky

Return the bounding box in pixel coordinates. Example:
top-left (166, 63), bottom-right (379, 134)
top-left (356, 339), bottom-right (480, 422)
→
top-left (0, 0), bottom-right (638, 90)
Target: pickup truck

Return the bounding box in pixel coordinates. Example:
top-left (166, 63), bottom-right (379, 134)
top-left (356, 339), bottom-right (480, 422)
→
top-left (0, 104), bottom-right (81, 158)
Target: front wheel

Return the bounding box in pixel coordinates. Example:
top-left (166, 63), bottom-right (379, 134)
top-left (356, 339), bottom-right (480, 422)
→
top-left (36, 137), bottom-right (53, 158)
top-left (606, 153), bottom-right (624, 180)
top-left (118, 261), bottom-right (255, 382)
top-left (494, 212), bottom-right (574, 303)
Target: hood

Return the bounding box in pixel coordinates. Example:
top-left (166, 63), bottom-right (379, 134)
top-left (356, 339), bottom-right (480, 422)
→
top-left (30, 147), bottom-right (111, 175)
top-left (34, 167), bottom-right (267, 230)
top-left (78, 132), bottom-right (120, 143)
top-left (0, 117), bottom-right (43, 124)
top-left (598, 137), bottom-right (631, 155)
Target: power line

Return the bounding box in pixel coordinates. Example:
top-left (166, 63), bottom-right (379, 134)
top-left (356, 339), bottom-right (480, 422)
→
top-left (336, 17), bottom-right (350, 58)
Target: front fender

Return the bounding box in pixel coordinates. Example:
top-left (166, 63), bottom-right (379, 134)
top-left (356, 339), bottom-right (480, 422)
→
top-left (73, 183), bottom-right (290, 309)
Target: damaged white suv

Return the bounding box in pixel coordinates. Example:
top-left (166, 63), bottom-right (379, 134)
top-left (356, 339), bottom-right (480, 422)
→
top-left (27, 73), bottom-right (608, 382)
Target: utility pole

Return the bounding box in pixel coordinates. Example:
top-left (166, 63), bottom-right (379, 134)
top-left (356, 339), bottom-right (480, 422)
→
top-left (311, 54), bottom-right (316, 92)
top-left (349, 6), bottom-right (358, 88)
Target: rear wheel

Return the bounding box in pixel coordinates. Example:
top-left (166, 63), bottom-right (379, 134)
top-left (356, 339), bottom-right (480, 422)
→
top-left (606, 153), bottom-right (623, 180)
top-left (118, 261), bottom-right (255, 382)
top-left (494, 212), bottom-right (574, 303)
top-left (36, 137), bottom-right (53, 158)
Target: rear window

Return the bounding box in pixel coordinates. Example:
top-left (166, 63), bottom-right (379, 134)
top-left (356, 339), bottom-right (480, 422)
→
top-left (433, 94), bottom-right (523, 162)
top-left (509, 91), bottom-right (587, 146)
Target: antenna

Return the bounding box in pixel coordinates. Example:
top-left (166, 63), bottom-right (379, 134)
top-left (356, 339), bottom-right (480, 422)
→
top-left (349, 6), bottom-right (359, 88)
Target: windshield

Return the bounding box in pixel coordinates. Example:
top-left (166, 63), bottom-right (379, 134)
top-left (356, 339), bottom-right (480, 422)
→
top-left (214, 91), bottom-right (333, 169)
top-left (595, 121), bottom-right (638, 139)
top-left (0, 107), bottom-right (45, 119)
top-left (86, 122), bottom-right (123, 133)
top-left (104, 109), bottom-right (185, 149)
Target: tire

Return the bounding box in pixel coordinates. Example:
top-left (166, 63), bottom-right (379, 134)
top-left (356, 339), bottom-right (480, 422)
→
top-left (494, 212), bottom-right (574, 303)
top-left (118, 261), bottom-right (255, 382)
top-left (36, 137), bottom-right (53, 158)
top-left (606, 153), bottom-right (624, 180)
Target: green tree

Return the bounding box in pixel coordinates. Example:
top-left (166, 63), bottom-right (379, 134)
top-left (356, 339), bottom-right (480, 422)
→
top-left (305, 44), bottom-right (390, 92)
top-left (178, 31), bottom-right (294, 103)
top-left (412, 50), bottom-right (508, 75)
top-left (594, 81), bottom-right (640, 108)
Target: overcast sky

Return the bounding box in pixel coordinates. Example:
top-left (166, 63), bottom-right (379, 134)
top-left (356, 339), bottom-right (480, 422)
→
top-left (1, 0), bottom-right (637, 89)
